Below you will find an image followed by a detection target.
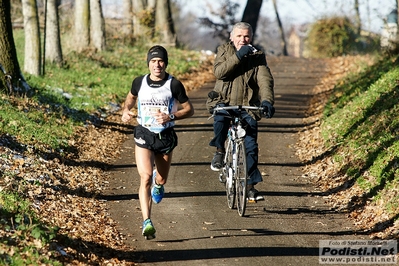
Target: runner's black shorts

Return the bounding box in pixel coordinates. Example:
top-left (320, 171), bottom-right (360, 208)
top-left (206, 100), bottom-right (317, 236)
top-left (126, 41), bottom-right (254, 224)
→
top-left (133, 125), bottom-right (178, 154)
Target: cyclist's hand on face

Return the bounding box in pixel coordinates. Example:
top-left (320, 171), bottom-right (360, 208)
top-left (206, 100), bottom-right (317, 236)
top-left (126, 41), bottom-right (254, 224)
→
top-left (236, 45), bottom-right (252, 60)
top-left (261, 100), bottom-right (275, 118)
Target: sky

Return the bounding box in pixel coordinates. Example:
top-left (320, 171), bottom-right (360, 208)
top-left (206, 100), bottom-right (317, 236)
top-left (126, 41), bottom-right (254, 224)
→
top-left (101, 0), bottom-right (397, 33)
top-left (177, 0), bottom-right (397, 33)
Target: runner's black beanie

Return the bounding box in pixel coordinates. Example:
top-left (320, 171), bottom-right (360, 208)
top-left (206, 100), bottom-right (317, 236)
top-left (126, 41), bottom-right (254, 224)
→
top-left (147, 45), bottom-right (168, 67)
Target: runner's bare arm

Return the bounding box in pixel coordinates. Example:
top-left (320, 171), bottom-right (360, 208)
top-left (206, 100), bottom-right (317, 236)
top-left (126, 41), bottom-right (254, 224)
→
top-left (121, 92), bottom-right (137, 122)
top-left (172, 100), bottom-right (194, 121)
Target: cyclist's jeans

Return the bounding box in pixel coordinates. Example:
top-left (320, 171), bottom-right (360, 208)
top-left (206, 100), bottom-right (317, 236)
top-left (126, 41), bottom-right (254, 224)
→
top-left (209, 112), bottom-right (262, 185)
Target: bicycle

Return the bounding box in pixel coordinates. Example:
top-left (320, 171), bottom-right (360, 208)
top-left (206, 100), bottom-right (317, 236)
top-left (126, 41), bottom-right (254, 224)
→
top-left (210, 105), bottom-right (266, 217)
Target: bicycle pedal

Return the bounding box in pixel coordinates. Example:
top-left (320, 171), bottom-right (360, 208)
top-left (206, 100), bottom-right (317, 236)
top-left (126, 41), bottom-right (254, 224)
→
top-left (247, 199), bottom-right (256, 203)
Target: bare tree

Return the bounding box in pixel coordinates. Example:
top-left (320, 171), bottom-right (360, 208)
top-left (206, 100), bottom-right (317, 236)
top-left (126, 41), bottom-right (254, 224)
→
top-left (22, 0), bottom-right (42, 75)
top-left (0, 0), bottom-right (30, 94)
top-left (397, 0), bottom-right (399, 31)
top-left (241, 0), bottom-right (262, 41)
top-left (271, 0), bottom-right (287, 55)
top-left (122, 0), bottom-right (133, 36)
top-left (255, 15), bottom-right (281, 55)
top-left (90, 0), bottom-right (106, 51)
top-left (132, 0), bottom-right (146, 38)
top-left (132, 0), bottom-right (155, 39)
top-left (45, 0), bottom-right (63, 65)
top-left (173, 2), bottom-right (219, 51)
top-left (198, 0), bottom-right (240, 43)
top-left (354, 0), bottom-right (361, 35)
top-left (74, 0), bottom-right (90, 51)
top-left (155, 0), bottom-right (176, 45)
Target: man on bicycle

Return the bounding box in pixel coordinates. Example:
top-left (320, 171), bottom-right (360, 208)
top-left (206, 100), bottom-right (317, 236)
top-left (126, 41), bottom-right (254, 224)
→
top-left (206, 22), bottom-right (275, 201)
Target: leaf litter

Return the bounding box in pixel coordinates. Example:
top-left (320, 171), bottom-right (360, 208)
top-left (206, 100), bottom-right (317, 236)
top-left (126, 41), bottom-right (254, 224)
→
top-left (0, 54), bottom-right (216, 265)
top-left (1, 54), bottom-right (398, 264)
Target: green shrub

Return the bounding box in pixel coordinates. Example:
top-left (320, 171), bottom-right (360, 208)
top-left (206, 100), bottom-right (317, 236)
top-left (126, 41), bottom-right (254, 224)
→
top-left (306, 16), bottom-right (357, 58)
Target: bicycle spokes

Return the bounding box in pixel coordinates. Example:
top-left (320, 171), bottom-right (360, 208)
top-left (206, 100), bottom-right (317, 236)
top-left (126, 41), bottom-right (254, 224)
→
top-left (225, 146), bottom-right (235, 209)
top-left (236, 142), bottom-right (247, 217)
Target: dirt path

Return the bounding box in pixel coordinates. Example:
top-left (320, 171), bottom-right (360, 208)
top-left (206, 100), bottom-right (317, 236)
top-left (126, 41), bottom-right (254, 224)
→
top-left (103, 57), bottom-right (370, 265)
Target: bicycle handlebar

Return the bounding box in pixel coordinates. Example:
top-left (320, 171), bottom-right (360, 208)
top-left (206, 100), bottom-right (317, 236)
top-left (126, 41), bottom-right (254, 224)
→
top-left (213, 105), bottom-right (263, 112)
top-left (209, 105), bottom-right (268, 120)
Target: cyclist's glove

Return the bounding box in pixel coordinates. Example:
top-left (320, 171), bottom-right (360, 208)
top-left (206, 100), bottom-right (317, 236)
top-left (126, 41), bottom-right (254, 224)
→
top-left (208, 91), bottom-right (220, 100)
top-left (261, 101), bottom-right (275, 118)
top-left (208, 91), bottom-right (221, 114)
top-left (236, 45), bottom-right (252, 60)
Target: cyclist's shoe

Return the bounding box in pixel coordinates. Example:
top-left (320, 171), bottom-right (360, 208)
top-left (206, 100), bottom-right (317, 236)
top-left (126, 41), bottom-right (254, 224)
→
top-left (151, 170), bottom-right (164, 204)
top-left (247, 187), bottom-right (264, 202)
top-left (142, 218), bottom-right (156, 240)
top-left (211, 152), bottom-right (224, 171)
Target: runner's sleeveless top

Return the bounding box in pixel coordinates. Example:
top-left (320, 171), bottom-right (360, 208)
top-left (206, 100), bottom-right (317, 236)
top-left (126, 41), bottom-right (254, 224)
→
top-left (136, 74), bottom-right (177, 133)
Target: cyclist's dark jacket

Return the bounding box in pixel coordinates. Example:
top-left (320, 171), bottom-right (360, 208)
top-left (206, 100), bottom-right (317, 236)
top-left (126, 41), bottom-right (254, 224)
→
top-left (206, 42), bottom-right (274, 120)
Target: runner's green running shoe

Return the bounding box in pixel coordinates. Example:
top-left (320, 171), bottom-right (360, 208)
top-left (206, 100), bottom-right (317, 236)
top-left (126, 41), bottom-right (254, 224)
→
top-left (151, 170), bottom-right (164, 204)
top-left (142, 218), bottom-right (156, 240)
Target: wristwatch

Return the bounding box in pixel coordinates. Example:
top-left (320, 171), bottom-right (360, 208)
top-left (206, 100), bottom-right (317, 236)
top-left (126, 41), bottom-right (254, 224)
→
top-left (169, 113), bottom-right (175, 121)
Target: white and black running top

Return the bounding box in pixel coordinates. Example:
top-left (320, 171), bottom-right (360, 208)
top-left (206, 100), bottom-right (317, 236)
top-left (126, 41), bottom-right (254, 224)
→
top-left (130, 73), bottom-right (189, 133)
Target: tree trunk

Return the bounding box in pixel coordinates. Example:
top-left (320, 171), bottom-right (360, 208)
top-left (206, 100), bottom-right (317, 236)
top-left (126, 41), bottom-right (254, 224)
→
top-left (354, 0), bottom-right (361, 35)
top-left (74, 0), bottom-right (90, 52)
top-left (155, 0), bottom-right (176, 46)
top-left (271, 0), bottom-right (287, 56)
top-left (45, 0), bottom-right (63, 65)
top-left (396, 0), bottom-right (399, 49)
top-left (132, 0), bottom-right (154, 39)
top-left (397, 0), bottom-right (399, 34)
top-left (22, 0), bottom-right (42, 75)
top-left (241, 0), bottom-right (262, 41)
top-left (0, 0), bottom-right (30, 94)
top-left (122, 0), bottom-right (133, 36)
top-left (90, 0), bottom-right (106, 51)
top-left (148, 0), bottom-right (156, 9)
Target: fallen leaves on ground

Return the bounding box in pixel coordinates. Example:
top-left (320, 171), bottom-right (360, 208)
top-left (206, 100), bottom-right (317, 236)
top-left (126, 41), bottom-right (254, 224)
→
top-left (0, 56), bottom-right (216, 265)
top-left (1, 54), bottom-right (397, 265)
top-left (295, 55), bottom-right (399, 240)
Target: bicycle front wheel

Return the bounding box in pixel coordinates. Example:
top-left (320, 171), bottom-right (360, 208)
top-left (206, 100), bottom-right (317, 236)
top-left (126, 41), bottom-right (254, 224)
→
top-left (225, 139), bottom-right (235, 209)
top-left (235, 140), bottom-right (247, 217)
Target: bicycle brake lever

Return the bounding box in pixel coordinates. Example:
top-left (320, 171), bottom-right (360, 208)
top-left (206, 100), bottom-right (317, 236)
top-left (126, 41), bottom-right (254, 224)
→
top-left (208, 111), bottom-right (216, 120)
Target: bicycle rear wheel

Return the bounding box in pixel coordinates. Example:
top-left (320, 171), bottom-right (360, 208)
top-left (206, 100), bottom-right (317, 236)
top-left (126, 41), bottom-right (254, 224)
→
top-left (224, 139), bottom-right (235, 209)
top-left (235, 141), bottom-right (247, 217)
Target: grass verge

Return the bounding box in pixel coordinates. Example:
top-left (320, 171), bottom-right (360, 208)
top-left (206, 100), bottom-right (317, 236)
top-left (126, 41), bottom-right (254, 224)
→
top-left (300, 54), bottom-right (399, 238)
top-left (0, 30), bottom-right (214, 265)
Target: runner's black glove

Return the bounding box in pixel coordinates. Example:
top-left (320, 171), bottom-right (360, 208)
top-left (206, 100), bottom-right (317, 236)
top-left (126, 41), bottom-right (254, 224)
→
top-left (261, 101), bottom-right (275, 118)
top-left (236, 45), bottom-right (252, 60)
